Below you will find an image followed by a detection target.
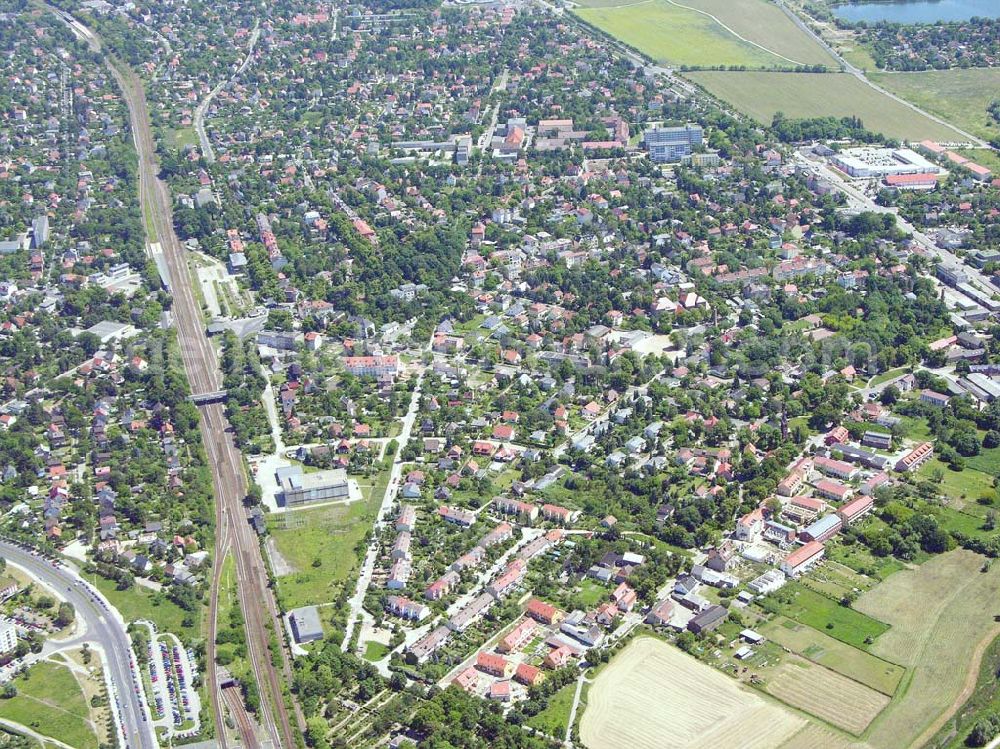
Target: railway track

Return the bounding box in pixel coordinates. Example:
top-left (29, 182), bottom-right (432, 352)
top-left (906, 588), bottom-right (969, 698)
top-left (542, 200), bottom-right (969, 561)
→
top-left (48, 7), bottom-right (304, 747)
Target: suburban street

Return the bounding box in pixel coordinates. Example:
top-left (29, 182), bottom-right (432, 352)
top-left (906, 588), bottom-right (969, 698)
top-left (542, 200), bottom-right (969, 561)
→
top-left (341, 350), bottom-right (429, 652)
top-left (0, 541), bottom-right (158, 749)
top-left (194, 22), bottom-right (261, 164)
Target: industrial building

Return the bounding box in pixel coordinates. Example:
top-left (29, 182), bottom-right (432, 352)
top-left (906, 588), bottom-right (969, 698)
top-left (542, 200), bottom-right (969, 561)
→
top-left (831, 147), bottom-right (939, 179)
top-left (288, 606), bottom-right (323, 643)
top-left (277, 466), bottom-right (351, 507)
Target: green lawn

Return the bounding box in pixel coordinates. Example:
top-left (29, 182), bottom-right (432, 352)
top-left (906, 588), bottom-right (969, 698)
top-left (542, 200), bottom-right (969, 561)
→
top-left (934, 506), bottom-right (998, 542)
top-left (761, 582), bottom-right (889, 650)
top-left (761, 615), bottom-right (904, 695)
top-left (575, 579), bottom-right (608, 608)
top-left (526, 679), bottom-right (576, 736)
top-left (684, 71), bottom-right (967, 142)
top-left (825, 539), bottom-right (905, 580)
top-left (214, 553), bottom-right (251, 680)
top-left (897, 415), bottom-right (932, 442)
top-left (90, 575), bottom-right (198, 641)
top-left (870, 68), bottom-right (1000, 142)
top-left (868, 367), bottom-right (909, 388)
top-left (955, 148), bottom-right (1000, 175)
top-left (574, 0), bottom-right (790, 68)
top-left (839, 42), bottom-right (879, 72)
top-left (0, 661), bottom-right (98, 749)
top-left (918, 457), bottom-right (995, 503)
top-left (363, 641), bottom-right (390, 662)
top-left (966, 447), bottom-right (1000, 479)
top-left (166, 126), bottom-right (199, 151)
top-left (269, 471), bottom-right (388, 609)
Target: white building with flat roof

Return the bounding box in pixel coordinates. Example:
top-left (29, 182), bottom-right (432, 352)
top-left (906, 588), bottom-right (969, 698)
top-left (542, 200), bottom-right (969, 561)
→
top-left (0, 619), bottom-right (17, 654)
top-left (831, 147), bottom-right (939, 179)
top-left (278, 466), bottom-right (352, 507)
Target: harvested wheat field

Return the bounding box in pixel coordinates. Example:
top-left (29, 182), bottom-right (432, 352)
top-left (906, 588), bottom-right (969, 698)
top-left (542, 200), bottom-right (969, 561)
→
top-left (580, 637), bottom-right (804, 749)
top-left (853, 549), bottom-right (1000, 749)
top-left (780, 724), bottom-right (867, 749)
top-left (765, 659), bottom-right (889, 735)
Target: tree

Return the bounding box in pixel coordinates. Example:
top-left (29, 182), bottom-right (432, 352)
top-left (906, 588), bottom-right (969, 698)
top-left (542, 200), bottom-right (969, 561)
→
top-left (55, 601), bottom-right (75, 628)
top-left (305, 716), bottom-right (330, 749)
top-left (880, 385), bottom-right (900, 405)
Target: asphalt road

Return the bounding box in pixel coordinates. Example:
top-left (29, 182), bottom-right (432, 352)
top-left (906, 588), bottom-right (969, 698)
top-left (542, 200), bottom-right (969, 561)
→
top-left (341, 338), bottom-right (431, 651)
top-left (0, 541), bottom-right (157, 749)
top-left (194, 23), bottom-right (260, 164)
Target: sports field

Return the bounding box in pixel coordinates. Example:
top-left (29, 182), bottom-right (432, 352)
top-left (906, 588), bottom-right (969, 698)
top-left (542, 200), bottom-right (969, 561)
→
top-left (855, 549), bottom-right (1000, 749)
top-left (684, 71), bottom-right (967, 142)
top-left (870, 68), bottom-right (1000, 142)
top-left (762, 615), bottom-right (904, 695)
top-left (574, 0), bottom-right (792, 69)
top-left (580, 637), bottom-right (805, 748)
top-left (765, 658), bottom-right (889, 735)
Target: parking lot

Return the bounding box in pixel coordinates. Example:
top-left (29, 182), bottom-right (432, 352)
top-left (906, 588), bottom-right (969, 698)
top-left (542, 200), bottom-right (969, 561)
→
top-left (137, 621), bottom-right (201, 739)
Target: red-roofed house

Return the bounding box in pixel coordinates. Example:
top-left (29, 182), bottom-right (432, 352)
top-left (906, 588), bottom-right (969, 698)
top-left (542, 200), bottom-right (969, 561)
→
top-left (780, 541), bottom-right (825, 577)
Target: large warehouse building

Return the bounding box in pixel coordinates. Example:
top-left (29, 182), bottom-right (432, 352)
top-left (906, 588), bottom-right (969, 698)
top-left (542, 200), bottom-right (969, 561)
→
top-left (831, 147), bottom-right (939, 179)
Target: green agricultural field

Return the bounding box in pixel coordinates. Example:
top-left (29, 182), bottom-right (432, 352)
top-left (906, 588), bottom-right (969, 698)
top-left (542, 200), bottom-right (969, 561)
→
top-left (0, 661), bottom-right (98, 749)
top-left (760, 582), bottom-right (889, 650)
top-left (685, 71), bottom-right (967, 142)
top-left (870, 68), bottom-right (1000, 143)
top-left (856, 549), bottom-right (1000, 749)
top-left (574, 0), bottom-right (790, 69)
top-left (927, 633), bottom-right (1000, 749)
top-left (762, 615), bottom-right (904, 695)
top-left (268, 471), bottom-right (388, 609)
top-left (678, 0), bottom-right (835, 66)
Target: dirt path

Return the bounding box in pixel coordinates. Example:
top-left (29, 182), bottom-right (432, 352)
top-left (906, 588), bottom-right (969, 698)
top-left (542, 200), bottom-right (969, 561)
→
top-left (909, 623), bottom-right (1000, 748)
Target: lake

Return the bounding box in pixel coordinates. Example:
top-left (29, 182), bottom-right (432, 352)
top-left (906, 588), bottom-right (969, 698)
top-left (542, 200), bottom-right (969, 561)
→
top-left (832, 0), bottom-right (1000, 24)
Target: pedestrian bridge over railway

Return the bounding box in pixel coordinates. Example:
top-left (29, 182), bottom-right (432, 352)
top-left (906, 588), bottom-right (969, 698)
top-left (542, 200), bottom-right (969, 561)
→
top-left (188, 390), bottom-right (228, 405)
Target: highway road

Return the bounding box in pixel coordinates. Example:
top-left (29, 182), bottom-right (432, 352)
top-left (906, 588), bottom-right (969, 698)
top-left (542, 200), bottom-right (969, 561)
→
top-left (0, 541), bottom-right (157, 749)
top-left (49, 7), bottom-right (302, 748)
